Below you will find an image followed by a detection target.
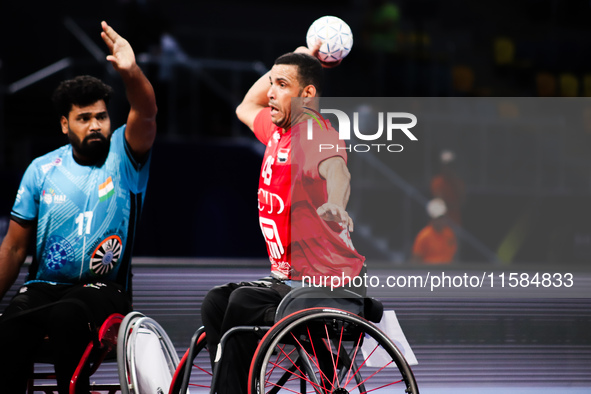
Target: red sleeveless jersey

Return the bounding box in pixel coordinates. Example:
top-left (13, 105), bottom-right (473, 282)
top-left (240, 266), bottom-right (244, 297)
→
top-left (253, 108), bottom-right (365, 281)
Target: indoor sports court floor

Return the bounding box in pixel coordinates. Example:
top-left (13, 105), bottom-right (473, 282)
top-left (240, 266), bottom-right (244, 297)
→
top-left (5, 258), bottom-right (590, 393)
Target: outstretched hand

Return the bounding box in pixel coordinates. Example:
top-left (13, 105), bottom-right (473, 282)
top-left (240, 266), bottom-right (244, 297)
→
top-left (101, 21), bottom-right (136, 73)
top-left (295, 40), bottom-right (342, 68)
top-left (317, 203), bottom-right (354, 232)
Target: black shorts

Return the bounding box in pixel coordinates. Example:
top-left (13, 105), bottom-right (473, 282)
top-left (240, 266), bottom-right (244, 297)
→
top-left (0, 280), bottom-right (132, 327)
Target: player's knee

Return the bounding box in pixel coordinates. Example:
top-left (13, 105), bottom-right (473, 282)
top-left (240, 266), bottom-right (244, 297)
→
top-left (226, 287), bottom-right (256, 314)
top-left (227, 286), bottom-right (248, 303)
top-left (201, 287), bottom-right (226, 316)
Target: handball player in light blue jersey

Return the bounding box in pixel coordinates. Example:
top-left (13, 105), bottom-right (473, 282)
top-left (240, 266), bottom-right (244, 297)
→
top-left (0, 21), bottom-right (157, 393)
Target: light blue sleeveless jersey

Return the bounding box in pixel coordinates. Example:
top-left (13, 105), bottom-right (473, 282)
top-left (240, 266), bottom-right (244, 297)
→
top-left (11, 125), bottom-right (150, 292)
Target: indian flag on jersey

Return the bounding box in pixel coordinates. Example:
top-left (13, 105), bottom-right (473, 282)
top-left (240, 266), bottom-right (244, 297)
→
top-left (98, 176), bottom-right (115, 202)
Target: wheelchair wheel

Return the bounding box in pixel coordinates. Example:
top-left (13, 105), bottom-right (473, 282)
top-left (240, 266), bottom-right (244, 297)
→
top-left (169, 327), bottom-right (213, 394)
top-left (118, 311), bottom-right (145, 393)
top-left (248, 308), bottom-right (419, 394)
top-left (118, 313), bottom-right (180, 394)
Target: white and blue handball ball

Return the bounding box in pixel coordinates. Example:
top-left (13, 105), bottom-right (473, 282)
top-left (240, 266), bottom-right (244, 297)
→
top-left (306, 16), bottom-right (353, 63)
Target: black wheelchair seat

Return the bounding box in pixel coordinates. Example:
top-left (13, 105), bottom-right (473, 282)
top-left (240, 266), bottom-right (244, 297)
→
top-left (275, 286), bottom-right (384, 323)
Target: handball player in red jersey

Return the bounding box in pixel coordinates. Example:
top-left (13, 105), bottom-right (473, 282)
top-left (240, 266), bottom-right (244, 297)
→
top-left (200, 43), bottom-right (365, 394)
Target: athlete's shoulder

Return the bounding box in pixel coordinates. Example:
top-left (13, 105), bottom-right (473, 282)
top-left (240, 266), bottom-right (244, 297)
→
top-left (111, 124), bottom-right (127, 145)
top-left (107, 124), bottom-right (130, 158)
top-left (254, 107), bottom-right (272, 126)
top-left (28, 145), bottom-right (71, 173)
top-left (113, 124), bottom-right (126, 135)
top-left (293, 117), bottom-right (340, 140)
top-left (253, 108), bottom-right (277, 144)
top-left (322, 119), bottom-right (341, 142)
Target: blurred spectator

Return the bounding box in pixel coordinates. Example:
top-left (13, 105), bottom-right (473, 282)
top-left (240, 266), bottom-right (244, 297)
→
top-left (412, 198), bottom-right (457, 264)
top-left (362, 0), bottom-right (401, 53)
top-left (430, 150), bottom-right (466, 226)
top-left (361, 0), bottom-right (401, 95)
top-left (154, 32), bottom-right (188, 85)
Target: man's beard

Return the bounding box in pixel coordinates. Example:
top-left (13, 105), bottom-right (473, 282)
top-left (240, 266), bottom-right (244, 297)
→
top-left (69, 130), bottom-right (111, 165)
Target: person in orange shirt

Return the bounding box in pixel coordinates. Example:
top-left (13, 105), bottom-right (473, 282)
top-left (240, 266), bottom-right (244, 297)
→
top-left (430, 150), bottom-right (465, 226)
top-left (412, 198), bottom-right (457, 264)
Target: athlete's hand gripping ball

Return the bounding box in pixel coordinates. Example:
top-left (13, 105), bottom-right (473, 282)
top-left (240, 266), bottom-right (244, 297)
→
top-left (306, 16), bottom-right (353, 63)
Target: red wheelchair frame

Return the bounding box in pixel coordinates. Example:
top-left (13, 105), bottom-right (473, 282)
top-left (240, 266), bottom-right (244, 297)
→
top-left (168, 287), bottom-right (419, 394)
top-left (27, 313), bottom-right (124, 394)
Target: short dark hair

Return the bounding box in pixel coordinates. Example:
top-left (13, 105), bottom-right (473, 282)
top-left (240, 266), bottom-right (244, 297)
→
top-left (274, 52), bottom-right (324, 96)
top-left (52, 75), bottom-right (113, 117)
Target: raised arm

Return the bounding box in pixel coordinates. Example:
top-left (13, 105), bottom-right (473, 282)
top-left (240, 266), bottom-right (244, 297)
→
top-left (316, 156), bottom-right (354, 232)
top-left (235, 70), bottom-right (270, 132)
top-left (101, 21), bottom-right (157, 160)
top-left (0, 220), bottom-right (33, 301)
top-left (236, 42), bottom-right (335, 132)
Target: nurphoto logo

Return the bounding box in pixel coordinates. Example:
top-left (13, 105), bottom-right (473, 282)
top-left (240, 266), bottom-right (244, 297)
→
top-left (306, 108), bottom-right (418, 153)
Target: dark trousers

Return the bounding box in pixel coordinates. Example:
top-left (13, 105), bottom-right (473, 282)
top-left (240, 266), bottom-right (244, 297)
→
top-left (201, 280), bottom-right (287, 394)
top-left (0, 282), bottom-right (131, 394)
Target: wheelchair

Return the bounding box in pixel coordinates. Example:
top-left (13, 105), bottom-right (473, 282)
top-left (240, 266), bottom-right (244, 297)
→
top-left (169, 286), bottom-right (419, 394)
top-left (26, 313), bottom-right (124, 394)
top-left (26, 310), bottom-right (179, 394)
top-left (117, 311), bottom-right (180, 394)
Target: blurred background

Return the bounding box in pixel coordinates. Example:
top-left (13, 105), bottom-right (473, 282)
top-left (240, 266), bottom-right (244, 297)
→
top-left (2, 0), bottom-right (591, 264)
top-left (1, 1), bottom-right (591, 390)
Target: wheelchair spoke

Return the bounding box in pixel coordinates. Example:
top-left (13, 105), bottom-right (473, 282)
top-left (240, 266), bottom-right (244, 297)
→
top-left (274, 344), bottom-right (307, 381)
top-left (343, 331), bottom-right (364, 387)
top-left (344, 339), bottom-right (380, 388)
top-left (268, 343), bottom-right (330, 393)
top-left (361, 378), bottom-right (405, 394)
top-left (323, 324), bottom-right (338, 389)
top-left (348, 361), bottom-right (395, 393)
top-left (189, 383), bottom-right (213, 388)
top-left (306, 326), bottom-right (329, 394)
top-left (266, 345), bottom-right (297, 380)
top-left (265, 380), bottom-right (314, 394)
top-left (251, 310), bottom-right (419, 394)
top-left (169, 329), bottom-right (213, 394)
top-left (322, 321), bottom-right (347, 390)
top-left (289, 330), bottom-right (334, 392)
top-left (267, 362), bottom-right (305, 384)
top-left (274, 363), bottom-right (309, 390)
top-left (265, 362), bottom-right (327, 393)
top-left (192, 362), bottom-right (213, 377)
